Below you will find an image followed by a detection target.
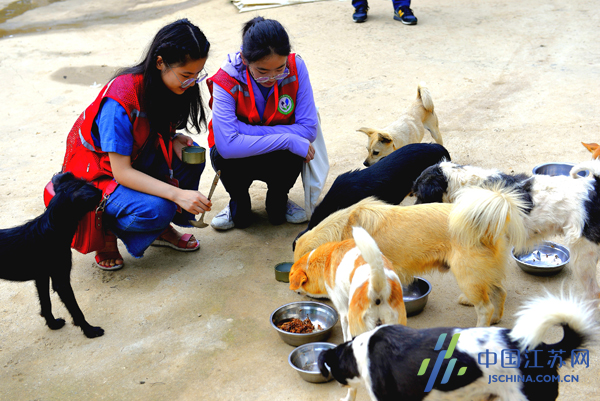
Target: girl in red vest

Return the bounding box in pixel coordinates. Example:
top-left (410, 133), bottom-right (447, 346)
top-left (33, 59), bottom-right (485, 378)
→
top-left (61, 19), bottom-right (212, 270)
top-left (207, 17), bottom-right (318, 230)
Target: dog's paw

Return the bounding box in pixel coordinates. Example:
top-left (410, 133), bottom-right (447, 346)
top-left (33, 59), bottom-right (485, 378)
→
top-left (47, 318), bottom-right (66, 330)
top-left (83, 326), bottom-right (105, 338)
top-left (458, 294), bottom-right (474, 306)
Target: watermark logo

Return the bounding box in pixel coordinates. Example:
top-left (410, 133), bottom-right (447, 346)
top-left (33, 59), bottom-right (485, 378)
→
top-left (479, 348), bottom-right (590, 385)
top-left (417, 332), bottom-right (467, 392)
top-left (478, 348), bottom-right (590, 369)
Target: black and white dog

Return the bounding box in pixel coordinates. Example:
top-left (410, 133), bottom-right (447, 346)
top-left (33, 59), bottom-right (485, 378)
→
top-left (412, 160), bottom-right (600, 299)
top-left (319, 294), bottom-right (596, 401)
top-left (0, 172), bottom-right (105, 338)
top-left (293, 143), bottom-right (450, 250)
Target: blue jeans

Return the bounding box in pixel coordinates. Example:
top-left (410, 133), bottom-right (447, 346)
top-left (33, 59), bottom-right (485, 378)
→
top-left (352, 0), bottom-right (409, 10)
top-left (103, 141), bottom-right (205, 258)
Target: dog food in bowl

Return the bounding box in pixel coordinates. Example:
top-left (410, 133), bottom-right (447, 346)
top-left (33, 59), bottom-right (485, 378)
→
top-left (270, 301), bottom-right (338, 346)
top-left (278, 317), bottom-right (323, 333)
top-left (512, 241), bottom-right (569, 276)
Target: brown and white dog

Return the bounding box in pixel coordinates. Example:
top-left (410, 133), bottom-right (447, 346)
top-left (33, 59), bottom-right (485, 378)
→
top-left (290, 226), bottom-right (406, 401)
top-left (294, 184), bottom-right (528, 327)
top-left (359, 82), bottom-right (443, 166)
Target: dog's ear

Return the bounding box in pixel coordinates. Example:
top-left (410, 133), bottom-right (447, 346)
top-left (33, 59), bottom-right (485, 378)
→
top-left (582, 142), bottom-right (599, 154)
top-left (51, 172), bottom-right (75, 187)
top-left (288, 261), bottom-right (308, 291)
top-left (377, 132), bottom-right (393, 144)
top-left (357, 127), bottom-right (375, 137)
top-left (318, 349), bottom-right (333, 379)
top-left (582, 142), bottom-right (600, 159)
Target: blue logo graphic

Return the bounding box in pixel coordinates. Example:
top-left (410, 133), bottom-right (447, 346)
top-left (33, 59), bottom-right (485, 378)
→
top-left (417, 333), bottom-right (467, 392)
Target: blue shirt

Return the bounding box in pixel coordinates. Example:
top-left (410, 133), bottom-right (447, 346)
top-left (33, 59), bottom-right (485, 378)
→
top-left (92, 98), bottom-right (134, 156)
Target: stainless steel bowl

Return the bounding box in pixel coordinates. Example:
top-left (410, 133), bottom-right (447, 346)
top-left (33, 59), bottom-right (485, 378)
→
top-left (274, 262), bottom-right (293, 283)
top-left (181, 146), bottom-right (206, 164)
top-left (403, 277), bottom-right (432, 316)
top-left (512, 241), bottom-right (569, 276)
top-left (270, 301), bottom-right (339, 346)
top-left (288, 342), bottom-right (335, 383)
top-left (532, 162), bottom-right (588, 177)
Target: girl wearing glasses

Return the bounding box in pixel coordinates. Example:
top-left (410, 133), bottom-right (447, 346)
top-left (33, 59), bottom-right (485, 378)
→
top-left (208, 17), bottom-right (319, 231)
top-left (60, 19), bottom-right (212, 270)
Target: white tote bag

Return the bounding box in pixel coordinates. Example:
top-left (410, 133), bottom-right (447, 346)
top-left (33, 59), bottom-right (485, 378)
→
top-left (301, 109), bottom-right (329, 220)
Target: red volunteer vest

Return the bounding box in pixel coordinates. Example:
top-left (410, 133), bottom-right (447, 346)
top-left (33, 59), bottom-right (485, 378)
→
top-left (206, 53), bottom-right (299, 148)
top-left (61, 74), bottom-right (151, 192)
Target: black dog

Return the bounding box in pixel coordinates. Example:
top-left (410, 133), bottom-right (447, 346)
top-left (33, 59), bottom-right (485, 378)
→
top-left (293, 143), bottom-right (450, 250)
top-left (318, 294), bottom-right (595, 401)
top-left (0, 172), bottom-right (104, 338)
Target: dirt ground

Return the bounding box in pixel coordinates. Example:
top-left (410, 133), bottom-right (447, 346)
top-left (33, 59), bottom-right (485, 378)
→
top-left (1, 0), bottom-right (599, 400)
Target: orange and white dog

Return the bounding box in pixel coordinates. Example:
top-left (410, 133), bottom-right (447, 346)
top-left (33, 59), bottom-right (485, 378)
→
top-left (290, 226), bottom-right (406, 401)
top-left (294, 184), bottom-right (528, 327)
top-left (359, 82), bottom-right (443, 166)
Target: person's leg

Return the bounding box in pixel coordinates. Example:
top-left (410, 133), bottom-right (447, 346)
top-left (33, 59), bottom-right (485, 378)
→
top-left (103, 185), bottom-right (178, 258)
top-left (254, 150), bottom-right (304, 225)
top-left (210, 146), bottom-right (253, 228)
top-left (393, 0), bottom-right (417, 24)
top-left (352, 0), bottom-right (369, 22)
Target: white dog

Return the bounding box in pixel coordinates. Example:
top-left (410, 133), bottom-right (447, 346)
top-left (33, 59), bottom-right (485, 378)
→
top-left (412, 159), bottom-right (600, 299)
top-left (319, 293), bottom-right (596, 400)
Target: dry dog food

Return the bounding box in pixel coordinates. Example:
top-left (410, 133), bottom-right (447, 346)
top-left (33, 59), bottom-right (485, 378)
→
top-left (278, 317), bottom-right (322, 333)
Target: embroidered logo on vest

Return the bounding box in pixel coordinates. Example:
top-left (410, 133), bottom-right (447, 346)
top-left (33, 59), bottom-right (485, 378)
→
top-left (278, 94), bottom-right (294, 115)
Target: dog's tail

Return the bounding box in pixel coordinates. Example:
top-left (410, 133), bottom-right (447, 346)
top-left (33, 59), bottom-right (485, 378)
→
top-left (352, 226), bottom-right (387, 294)
top-left (509, 292), bottom-right (597, 353)
top-left (570, 159), bottom-right (600, 179)
top-left (417, 81), bottom-right (434, 112)
top-left (449, 183), bottom-right (528, 252)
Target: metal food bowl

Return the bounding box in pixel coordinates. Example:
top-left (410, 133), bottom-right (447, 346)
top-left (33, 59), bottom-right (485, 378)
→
top-left (532, 162), bottom-right (588, 177)
top-left (181, 146), bottom-right (206, 164)
top-left (402, 277), bottom-right (432, 316)
top-left (288, 342), bottom-right (335, 383)
top-left (275, 262), bottom-right (293, 283)
top-left (512, 241), bottom-right (570, 276)
top-left (270, 301), bottom-right (339, 347)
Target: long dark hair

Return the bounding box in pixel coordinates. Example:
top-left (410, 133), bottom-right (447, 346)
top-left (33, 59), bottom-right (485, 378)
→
top-left (241, 17), bottom-right (290, 63)
top-left (115, 19), bottom-right (210, 135)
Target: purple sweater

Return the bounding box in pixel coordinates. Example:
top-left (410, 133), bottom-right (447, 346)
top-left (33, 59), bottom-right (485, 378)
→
top-left (211, 52), bottom-right (318, 159)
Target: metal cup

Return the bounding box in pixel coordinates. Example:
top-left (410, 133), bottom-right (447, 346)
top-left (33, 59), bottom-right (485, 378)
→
top-left (181, 146), bottom-right (206, 164)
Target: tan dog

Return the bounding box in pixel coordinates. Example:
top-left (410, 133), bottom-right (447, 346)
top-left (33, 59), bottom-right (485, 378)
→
top-left (582, 142), bottom-right (600, 159)
top-left (290, 226), bottom-right (406, 401)
top-left (294, 184), bottom-right (528, 327)
top-left (359, 82), bottom-right (443, 166)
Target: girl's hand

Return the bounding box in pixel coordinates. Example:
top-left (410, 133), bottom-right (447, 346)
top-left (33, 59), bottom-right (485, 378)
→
top-left (305, 143), bottom-right (315, 163)
top-left (173, 133), bottom-right (194, 160)
top-left (175, 188), bottom-right (212, 215)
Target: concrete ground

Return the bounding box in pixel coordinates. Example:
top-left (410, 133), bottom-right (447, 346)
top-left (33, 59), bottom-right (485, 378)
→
top-left (0, 0), bottom-right (599, 400)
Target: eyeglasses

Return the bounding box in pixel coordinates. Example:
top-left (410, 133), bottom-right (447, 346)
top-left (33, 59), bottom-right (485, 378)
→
top-left (165, 62), bottom-right (208, 88)
top-left (251, 67), bottom-right (290, 84)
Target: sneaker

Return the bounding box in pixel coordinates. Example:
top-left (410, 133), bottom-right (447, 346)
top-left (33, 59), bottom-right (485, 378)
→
top-left (353, 6), bottom-right (368, 23)
top-left (211, 205), bottom-right (235, 231)
top-left (394, 6), bottom-right (418, 25)
top-left (286, 200), bottom-right (308, 224)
